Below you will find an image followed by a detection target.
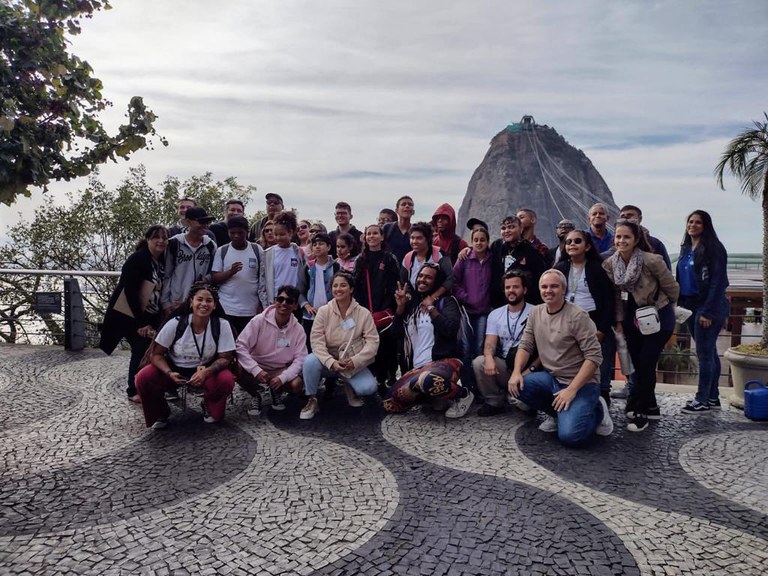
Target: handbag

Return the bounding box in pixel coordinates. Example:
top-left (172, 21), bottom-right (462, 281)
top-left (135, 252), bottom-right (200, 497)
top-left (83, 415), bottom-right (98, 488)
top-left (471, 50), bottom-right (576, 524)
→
top-left (366, 268), bottom-right (394, 331)
top-left (635, 306), bottom-right (661, 335)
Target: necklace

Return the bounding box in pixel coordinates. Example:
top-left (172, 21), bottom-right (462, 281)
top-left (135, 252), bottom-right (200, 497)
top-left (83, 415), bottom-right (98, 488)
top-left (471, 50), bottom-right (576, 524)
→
top-left (568, 264), bottom-right (585, 303)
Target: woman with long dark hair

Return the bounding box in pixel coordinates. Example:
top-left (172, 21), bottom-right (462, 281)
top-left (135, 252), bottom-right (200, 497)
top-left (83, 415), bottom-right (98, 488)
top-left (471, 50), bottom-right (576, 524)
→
top-left (134, 282), bottom-right (237, 428)
top-left (99, 224), bottom-right (168, 403)
top-left (677, 210), bottom-right (729, 414)
top-left (603, 220), bottom-right (679, 432)
top-left (354, 224), bottom-right (400, 390)
top-left (554, 229), bottom-right (615, 404)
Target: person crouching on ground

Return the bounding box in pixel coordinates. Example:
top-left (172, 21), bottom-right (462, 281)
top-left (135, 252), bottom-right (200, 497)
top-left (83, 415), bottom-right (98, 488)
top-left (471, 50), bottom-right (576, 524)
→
top-left (135, 282), bottom-right (237, 429)
top-left (236, 285), bottom-right (307, 416)
top-left (300, 272), bottom-right (379, 419)
top-left (384, 263), bottom-right (474, 418)
top-left (507, 270), bottom-right (613, 446)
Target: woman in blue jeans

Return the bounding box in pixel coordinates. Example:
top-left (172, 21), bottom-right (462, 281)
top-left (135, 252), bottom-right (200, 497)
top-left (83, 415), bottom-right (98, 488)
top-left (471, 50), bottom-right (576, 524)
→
top-left (677, 210), bottom-right (729, 414)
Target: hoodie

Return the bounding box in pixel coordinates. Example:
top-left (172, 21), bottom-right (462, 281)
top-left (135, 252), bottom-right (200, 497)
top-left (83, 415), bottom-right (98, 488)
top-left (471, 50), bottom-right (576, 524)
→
top-left (161, 233), bottom-right (217, 309)
top-left (431, 203), bottom-right (467, 263)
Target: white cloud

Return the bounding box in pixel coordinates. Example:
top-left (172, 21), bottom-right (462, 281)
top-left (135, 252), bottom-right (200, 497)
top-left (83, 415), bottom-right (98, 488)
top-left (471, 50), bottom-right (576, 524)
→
top-left (2, 0), bottom-right (765, 255)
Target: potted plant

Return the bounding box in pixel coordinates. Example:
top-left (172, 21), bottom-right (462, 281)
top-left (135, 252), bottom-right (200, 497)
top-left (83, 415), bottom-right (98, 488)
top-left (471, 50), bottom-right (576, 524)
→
top-left (716, 113), bottom-right (768, 408)
top-left (657, 343), bottom-right (698, 385)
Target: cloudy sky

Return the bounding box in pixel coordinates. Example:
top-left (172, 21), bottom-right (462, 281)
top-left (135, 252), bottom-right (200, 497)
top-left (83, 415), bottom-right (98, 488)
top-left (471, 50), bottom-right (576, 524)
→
top-left (2, 0), bottom-right (766, 254)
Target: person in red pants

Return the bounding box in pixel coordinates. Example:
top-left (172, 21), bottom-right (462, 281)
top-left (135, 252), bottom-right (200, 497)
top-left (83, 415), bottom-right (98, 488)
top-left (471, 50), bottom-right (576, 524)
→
top-left (136, 282), bottom-right (236, 429)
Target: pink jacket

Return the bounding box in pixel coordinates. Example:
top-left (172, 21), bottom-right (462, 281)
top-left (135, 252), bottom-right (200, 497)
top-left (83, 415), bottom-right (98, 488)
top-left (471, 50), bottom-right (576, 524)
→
top-left (235, 305), bottom-right (307, 384)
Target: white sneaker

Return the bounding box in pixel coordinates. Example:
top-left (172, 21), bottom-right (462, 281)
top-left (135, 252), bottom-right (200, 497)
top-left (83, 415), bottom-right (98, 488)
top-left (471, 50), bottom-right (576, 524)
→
top-left (246, 395), bottom-right (262, 416)
top-left (538, 415), bottom-right (558, 432)
top-left (595, 396), bottom-right (614, 436)
top-left (151, 418), bottom-right (168, 430)
top-left (300, 397), bottom-right (319, 420)
top-left (344, 383), bottom-right (364, 407)
top-left (445, 389), bottom-right (475, 419)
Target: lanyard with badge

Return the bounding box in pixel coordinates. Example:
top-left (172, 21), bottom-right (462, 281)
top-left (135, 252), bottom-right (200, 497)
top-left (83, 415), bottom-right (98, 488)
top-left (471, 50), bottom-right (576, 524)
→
top-left (192, 326), bottom-right (207, 372)
top-left (507, 307), bottom-right (523, 345)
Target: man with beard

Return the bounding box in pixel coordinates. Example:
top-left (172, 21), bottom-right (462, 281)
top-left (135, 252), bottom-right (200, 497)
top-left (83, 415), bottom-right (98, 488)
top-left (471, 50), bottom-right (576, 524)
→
top-left (209, 199), bottom-right (246, 247)
top-left (385, 263), bottom-right (474, 418)
top-left (473, 270), bottom-right (537, 416)
top-left (508, 269), bottom-right (613, 446)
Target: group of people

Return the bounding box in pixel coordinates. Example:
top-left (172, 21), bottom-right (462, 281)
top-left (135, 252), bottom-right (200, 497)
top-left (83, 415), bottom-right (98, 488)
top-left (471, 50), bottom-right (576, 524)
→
top-left (99, 192), bottom-right (730, 446)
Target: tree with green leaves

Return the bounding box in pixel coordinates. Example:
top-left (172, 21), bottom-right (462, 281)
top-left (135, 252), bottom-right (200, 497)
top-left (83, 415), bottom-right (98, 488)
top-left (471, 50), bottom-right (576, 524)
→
top-left (715, 112), bottom-right (768, 347)
top-left (0, 166), bottom-right (255, 344)
top-left (0, 0), bottom-right (167, 205)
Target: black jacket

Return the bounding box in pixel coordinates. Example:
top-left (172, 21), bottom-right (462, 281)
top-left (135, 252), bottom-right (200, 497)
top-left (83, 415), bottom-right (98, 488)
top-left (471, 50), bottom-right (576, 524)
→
top-left (393, 294), bottom-right (462, 370)
top-left (554, 258), bottom-right (615, 335)
top-left (489, 239), bottom-right (547, 307)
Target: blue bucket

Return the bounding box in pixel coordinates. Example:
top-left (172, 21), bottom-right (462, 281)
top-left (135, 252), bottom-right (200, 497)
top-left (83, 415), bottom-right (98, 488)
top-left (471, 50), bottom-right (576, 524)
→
top-left (744, 380), bottom-right (768, 421)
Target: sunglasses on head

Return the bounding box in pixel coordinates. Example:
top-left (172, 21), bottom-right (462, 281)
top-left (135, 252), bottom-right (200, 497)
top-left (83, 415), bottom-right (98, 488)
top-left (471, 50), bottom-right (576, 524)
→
top-left (275, 296), bottom-right (296, 305)
top-left (565, 238), bottom-right (584, 245)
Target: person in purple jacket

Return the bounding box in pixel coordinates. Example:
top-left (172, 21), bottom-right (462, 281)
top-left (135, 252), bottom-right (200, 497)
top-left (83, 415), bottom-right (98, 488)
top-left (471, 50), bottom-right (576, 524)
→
top-left (452, 226), bottom-right (492, 394)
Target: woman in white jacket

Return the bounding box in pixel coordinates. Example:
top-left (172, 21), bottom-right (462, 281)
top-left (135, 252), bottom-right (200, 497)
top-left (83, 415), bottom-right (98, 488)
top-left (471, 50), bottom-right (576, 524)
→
top-left (300, 272), bottom-right (379, 419)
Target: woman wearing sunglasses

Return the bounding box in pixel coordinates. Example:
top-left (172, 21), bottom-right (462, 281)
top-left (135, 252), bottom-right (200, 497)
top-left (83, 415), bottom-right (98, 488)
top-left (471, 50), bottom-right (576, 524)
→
top-left (297, 219), bottom-right (313, 260)
top-left (554, 230), bottom-right (615, 408)
top-left (300, 272), bottom-right (379, 419)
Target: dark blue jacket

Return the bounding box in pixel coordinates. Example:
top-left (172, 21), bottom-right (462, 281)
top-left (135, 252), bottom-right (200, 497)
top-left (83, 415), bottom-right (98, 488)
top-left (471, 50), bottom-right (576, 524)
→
top-left (676, 241), bottom-right (729, 318)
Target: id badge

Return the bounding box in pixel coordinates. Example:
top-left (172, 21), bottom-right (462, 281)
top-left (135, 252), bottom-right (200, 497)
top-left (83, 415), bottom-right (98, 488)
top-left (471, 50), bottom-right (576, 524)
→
top-left (342, 318), bottom-right (356, 331)
top-left (276, 338), bottom-right (290, 348)
top-left (196, 365), bottom-right (206, 373)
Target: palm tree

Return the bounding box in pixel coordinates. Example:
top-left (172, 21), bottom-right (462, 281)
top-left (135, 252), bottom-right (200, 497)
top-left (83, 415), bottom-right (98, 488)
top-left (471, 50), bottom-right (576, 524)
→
top-left (715, 113), bottom-right (768, 347)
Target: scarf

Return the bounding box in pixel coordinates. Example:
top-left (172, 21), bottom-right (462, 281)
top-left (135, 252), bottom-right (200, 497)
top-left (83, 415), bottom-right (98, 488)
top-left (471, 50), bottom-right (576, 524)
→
top-left (610, 249), bottom-right (644, 292)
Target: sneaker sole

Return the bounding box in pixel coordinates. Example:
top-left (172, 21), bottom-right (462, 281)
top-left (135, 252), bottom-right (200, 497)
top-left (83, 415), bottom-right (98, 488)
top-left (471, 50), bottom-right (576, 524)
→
top-left (680, 409), bottom-right (710, 415)
top-left (627, 423), bottom-right (649, 432)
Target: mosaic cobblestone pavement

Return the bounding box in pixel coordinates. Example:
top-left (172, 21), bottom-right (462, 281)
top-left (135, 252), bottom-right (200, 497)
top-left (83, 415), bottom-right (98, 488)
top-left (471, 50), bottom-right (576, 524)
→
top-left (1, 345), bottom-right (767, 575)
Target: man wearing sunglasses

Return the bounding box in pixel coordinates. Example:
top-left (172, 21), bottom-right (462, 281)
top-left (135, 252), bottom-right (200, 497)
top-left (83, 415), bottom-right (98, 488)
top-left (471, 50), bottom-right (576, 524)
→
top-left (235, 285), bottom-right (307, 415)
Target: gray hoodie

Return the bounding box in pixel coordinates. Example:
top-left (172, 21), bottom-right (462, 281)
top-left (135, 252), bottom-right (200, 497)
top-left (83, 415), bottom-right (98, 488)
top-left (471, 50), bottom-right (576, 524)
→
top-left (161, 233), bottom-right (217, 309)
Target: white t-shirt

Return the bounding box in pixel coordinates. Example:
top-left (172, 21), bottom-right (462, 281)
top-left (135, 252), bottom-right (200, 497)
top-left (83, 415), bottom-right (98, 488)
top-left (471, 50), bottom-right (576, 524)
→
top-left (406, 253), bottom-right (435, 287)
top-left (312, 261), bottom-right (330, 310)
top-left (212, 244), bottom-right (263, 316)
top-left (407, 310), bottom-right (435, 368)
top-left (272, 246), bottom-right (300, 292)
top-left (566, 265), bottom-right (596, 312)
top-left (486, 303), bottom-right (533, 356)
top-left (156, 316), bottom-right (236, 368)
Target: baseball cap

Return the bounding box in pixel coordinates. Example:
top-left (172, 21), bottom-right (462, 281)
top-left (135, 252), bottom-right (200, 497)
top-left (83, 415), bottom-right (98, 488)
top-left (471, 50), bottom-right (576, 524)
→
top-left (185, 206), bottom-right (215, 223)
top-left (466, 217), bottom-right (489, 231)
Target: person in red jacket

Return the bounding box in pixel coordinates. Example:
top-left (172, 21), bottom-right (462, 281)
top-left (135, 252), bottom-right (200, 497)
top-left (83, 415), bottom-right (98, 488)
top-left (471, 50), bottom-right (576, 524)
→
top-left (431, 203), bottom-right (467, 264)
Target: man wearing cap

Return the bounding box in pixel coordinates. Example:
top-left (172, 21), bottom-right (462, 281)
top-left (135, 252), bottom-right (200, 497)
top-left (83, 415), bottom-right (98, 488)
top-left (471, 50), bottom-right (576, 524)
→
top-left (161, 206), bottom-right (218, 316)
top-left (249, 193), bottom-right (284, 243)
top-left (211, 216), bottom-right (269, 334)
top-left (209, 199), bottom-right (246, 247)
top-left (549, 219), bottom-right (576, 266)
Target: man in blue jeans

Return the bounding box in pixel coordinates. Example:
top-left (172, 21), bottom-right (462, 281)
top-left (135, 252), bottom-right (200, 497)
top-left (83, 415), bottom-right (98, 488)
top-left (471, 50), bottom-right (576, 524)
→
top-left (508, 269), bottom-right (614, 447)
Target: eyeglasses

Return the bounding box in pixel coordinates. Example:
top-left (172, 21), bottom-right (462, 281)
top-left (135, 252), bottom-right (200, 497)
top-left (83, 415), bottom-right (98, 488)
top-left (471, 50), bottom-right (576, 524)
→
top-left (422, 262), bottom-right (440, 270)
top-left (275, 296), bottom-right (296, 305)
top-left (565, 238), bottom-right (584, 245)
top-left (299, 224), bottom-right (309, 230)
top-left (266, 200), bottom-right (282, 206)
top-left (309, 228), bottom-right (321, 234)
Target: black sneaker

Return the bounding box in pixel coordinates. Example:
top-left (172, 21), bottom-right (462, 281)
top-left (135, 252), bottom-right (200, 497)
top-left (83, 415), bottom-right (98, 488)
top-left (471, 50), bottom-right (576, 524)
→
top-left (627, 414), bottom-right (649, 432)
top-left (270, 388), bottom-right (286, 411)
top-left (681, 399), bottom-right (710, 414)
top-left (246, 394), bottom-right (262, 416)
top-left (708, 399), bottom-right (722, 410)
top-left (646, 406), bottom-right (661, 420)
top-left (477, 403), bottom-right (506, 417)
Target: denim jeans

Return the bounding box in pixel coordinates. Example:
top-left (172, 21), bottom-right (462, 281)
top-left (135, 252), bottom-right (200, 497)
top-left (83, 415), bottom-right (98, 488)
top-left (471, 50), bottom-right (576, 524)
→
top-left (460, 313), bottom-right (488, 394)
top-left (682, 296), bottom-right (728, 404)
top-left (517, 371), bottom-right (603, 447)
top-left (302, 353), bottom-right (378, 397)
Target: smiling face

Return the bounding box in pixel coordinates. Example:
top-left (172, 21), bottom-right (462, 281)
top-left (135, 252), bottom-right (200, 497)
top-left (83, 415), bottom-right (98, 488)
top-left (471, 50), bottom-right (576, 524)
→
top-left (500, 221), bottom-right (521, 243)
top-left (564, 231), bottom-right (589, 261)
top-left (190, 289), bottom-right (216, 319)
top-left (225, 202), bottom-right (244, 220)
top-left (331, 275), bottom-right (353, 302)
top-left (335, 208), bottom-right (351, 227)
top-left (365, 225), bottom-right (383, 250)
top-left (504, 276), bottom-right (527, 306)
top-left (539, 272), bottom-right (565, 309)
top-left (589, 205), bottom-right (608, 230)
top-left (178, 199), bottom-right (195, 219)
top-left (410, 230), bottom-right (428, 255)
top-left (686, 213), bottom-right (705, 239)
top-left (614, 224), bottom-right (639, 258)
top-left (415, 265), bottom-right (438, 294)
top-left (297, 221), bottom-right (311, 242)
top-left (274, 290), bottom-right (298, 319)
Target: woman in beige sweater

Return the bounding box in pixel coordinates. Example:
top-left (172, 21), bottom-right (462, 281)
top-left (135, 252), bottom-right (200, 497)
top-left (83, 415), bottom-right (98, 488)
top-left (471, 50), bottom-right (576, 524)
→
top-left (300, 272), bottom-right (379, 419)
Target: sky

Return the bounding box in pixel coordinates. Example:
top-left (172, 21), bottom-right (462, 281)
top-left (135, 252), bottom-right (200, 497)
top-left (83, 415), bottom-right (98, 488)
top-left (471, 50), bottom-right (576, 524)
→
top-left (1, 0), bottom-right (766, 255)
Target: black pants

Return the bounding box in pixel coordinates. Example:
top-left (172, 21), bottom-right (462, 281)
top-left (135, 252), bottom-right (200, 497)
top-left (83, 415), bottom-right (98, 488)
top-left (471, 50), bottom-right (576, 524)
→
top-left (624, 325), bottom-right (672, 413)
top-left (125, 331), bottom-right (152, 397)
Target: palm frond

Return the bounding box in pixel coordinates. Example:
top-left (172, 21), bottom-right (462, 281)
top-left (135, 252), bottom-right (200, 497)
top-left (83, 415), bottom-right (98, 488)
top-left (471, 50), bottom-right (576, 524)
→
top-left (714, 115), bottom-right (768, 200)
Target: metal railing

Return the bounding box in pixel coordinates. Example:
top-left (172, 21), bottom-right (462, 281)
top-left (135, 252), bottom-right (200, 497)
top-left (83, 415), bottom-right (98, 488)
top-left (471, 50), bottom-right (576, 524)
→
top-left (0, 269), bottom-right (120, 349)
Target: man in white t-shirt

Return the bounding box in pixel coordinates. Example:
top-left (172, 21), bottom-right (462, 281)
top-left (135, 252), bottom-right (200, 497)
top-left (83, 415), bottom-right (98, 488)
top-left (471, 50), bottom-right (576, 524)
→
top-left (473, 270), bottom-right (535, 416)
top-left (212, 216), bottom-right (269, 333)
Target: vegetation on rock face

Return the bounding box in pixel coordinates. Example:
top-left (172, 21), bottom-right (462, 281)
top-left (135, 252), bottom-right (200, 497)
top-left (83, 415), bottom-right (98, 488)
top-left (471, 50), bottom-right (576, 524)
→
top-left (715, 113), bottom-right (768, 349)
top-left (0, 0), bottom-right (167, 205)
top-left (0, 167), bottom-right (256, 344)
